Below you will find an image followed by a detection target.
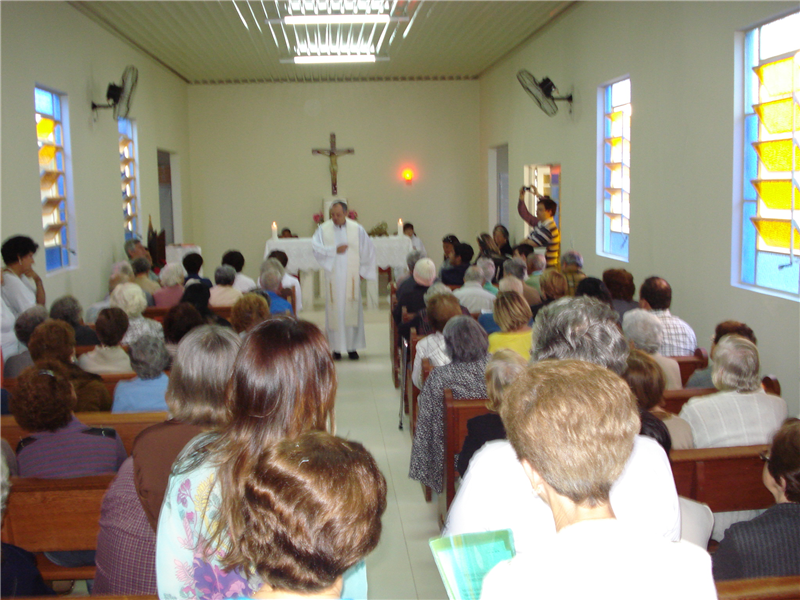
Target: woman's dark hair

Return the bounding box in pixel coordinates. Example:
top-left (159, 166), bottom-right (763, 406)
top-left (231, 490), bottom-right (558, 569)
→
top-left (623, 349), bottom-right (666, 411)
top-left (493, 224), bottom-right (509, 242)
top-left (221, 250), bottom-right (245, 273)
top-left (200, 318), bottom-right (337, 561)
top-left (768, 418), bottom-right (800, 503)
top-left (267, 250), bottom-right (289, 269)
top-left (512, 244), bottom-right (534, 259)
top-left (11, 361), bottom-right (75, 432)
top-left (602, 269), bottom-right (636, 302)
top-left (222, 431), bottom-right (387, 592)
top-left (575, 277), bottom-right (613, 307)
top-left (162, 303), bottom-right (206, 345)
top-left (180, 284), bottom-right (213, 317)
top-left (28, 319), bottom-right (75, 363)
top-left (95, 307), bottom-right (129, 347)
top-left (639, 408), bottom-right (672, 454)
top-left (1, 235), bottom-right (39, 266)
top-left (182, 252), bottom-right (204, 274)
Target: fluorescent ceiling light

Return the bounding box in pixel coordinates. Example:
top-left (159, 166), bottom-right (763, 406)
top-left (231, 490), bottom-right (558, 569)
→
top-left (284, 14), bottom-right (390, 25)
top-left (294, 54), bottom-right (376, 64)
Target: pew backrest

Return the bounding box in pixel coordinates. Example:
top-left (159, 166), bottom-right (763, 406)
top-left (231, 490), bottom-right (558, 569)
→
top-left (662, 387), bottom-right (716, 415)
top-left (669, 444), bottom-right (772, 513)
top-left (716, 576), bottom-right (800, 600)
top-left (443, 389), bottom-right (491, 511)
top-left (143, 305), bottom-right (232, 322)
top-left (1, 411), bottom-right (167, 455)
top-left (668, 347), bottom-right (709, 387)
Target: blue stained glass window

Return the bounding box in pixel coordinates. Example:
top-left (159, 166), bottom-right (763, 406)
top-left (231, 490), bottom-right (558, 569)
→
top-left (45, 246), bottom-right (62, 271)
top-left (34, 88), bottom-right (53, 116)
top-left (736, 12), bottom-right (799, 298)
top-left (599, 77), bottom-right (631, 262)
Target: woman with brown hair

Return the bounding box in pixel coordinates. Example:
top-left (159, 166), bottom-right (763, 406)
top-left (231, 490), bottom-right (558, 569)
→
top-left (156, 317), bottom-right (361, 599)
top-left (487, 292), bottom-right (534, 358)
top-left (28, 319), bottom-right (111, 412)
top-left (221, 431), bottom-right (386, 599)
top-left (623, 349), bottom-right (693, 450)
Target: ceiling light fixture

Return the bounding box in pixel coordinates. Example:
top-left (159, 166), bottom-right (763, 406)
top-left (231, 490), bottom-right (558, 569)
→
top-left (293, 54), bottom-right (377, 64)
top-left (268, 14), bottom-right (407, 26)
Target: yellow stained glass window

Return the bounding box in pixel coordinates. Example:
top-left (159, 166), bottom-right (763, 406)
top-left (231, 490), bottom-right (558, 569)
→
top-left (752, 179), bottom-right (800, 210)
top-left (754, 97), bottom-right (800, 135)
top-left (36, 117), bottom-right (54, 141)
top-left (753, 139), bottom-right (800, 172)
top-left (38, 145), bottom-right (56, 167)
top-left (751, 217), bottom-right (800, 250)
top-left (753, 56), bottom-right (800, 97)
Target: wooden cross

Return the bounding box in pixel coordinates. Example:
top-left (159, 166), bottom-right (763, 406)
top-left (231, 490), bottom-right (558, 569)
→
top-left (312, 133), bottom-right (354, 196)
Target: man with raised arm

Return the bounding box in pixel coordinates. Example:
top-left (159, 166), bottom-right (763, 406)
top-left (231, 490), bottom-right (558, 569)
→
top-left (312, 201), bottom-right (376, 360)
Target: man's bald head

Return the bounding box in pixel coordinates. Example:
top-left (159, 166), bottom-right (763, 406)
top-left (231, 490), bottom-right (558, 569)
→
top-left (639, 277), bottom-right (672, 310)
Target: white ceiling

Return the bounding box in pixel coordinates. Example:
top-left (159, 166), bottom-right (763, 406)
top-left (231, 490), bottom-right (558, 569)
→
top-left (69, 1), bottom-right (575, 84)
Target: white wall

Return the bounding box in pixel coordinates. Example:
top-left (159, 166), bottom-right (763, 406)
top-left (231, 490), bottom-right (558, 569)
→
top-left (1, 2), bottom-right (191, 310)
top-left (479, 1), bottom-right (800, 414)
top-left (186, 81), bottom-right (481, 276)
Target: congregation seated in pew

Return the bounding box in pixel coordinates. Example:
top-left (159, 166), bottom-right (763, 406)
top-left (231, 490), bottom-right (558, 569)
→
top-left (50, 295), bottom-right (99, 346)
top-left (623, 308), bottom-right (683, 390)
top-left (712, 418), bottom-right (800, 581)
top-left (680, 334), bottom-right (788, 541)
top-left (77, 307), bottom-right (133, 375)
top-left (93, 325), bottom-right (241, 595)
top-left (411, 292), bottom-right (462, 389)
top-left (152, 262), bottom-right (186, 308)
top-left (687, 320), bottom-right (757, 389)
top-left (393, 257), bottom-right (436, 325)
top-left (113, 282), bottom-right (164, 347)
top-left (3, 305), bottom-right (47, 379)
top-left (209, 265), bottom-right (243, 307)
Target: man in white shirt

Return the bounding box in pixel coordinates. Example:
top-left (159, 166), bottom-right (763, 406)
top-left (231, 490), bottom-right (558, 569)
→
top-left (444, 297), bottom-right (682, 551)
top-left (1, 235), bottom-right (46, 319)
top-left (639, 276), bottom-right (697, 356)
top-left (222, 250), bottom-right (258, 294)
top-left (453, 266), bottom-right (496, 314)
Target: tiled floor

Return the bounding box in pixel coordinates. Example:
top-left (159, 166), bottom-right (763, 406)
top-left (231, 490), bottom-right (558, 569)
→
top-left (303, 307), bottom-right (448, 600)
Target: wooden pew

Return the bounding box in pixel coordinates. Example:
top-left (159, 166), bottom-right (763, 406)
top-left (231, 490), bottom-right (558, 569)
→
top-left (3, 371), bottom-right (139, 400)
top-left (669, 444), bottom-right (773, 513)
top-left (663, 375), bottom-right (782, 415)
top-left (443, 389), bottom-right (491, 513)
top-left (668, 347), bottom-right (709, 387)
top-left (2, 411), bottom-right (167, 455)
top-left (389, 282), bottom-right (399, 388)
top-left (717, 576), bottom-right (800, 600)
top-left (143, 304), bottom-right (232, 322)
top-left (406, 328), bottom-right (428, 434)
top-left (0, 474), bottom-right (114, 581)
top-left (279, 286), bottom-right (297, 315)
top-left (662, 387), bottom-right (716, 415)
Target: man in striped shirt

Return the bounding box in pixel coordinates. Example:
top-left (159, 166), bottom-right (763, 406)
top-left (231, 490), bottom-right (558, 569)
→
top-left (517, 188), bottom-right (561, 269)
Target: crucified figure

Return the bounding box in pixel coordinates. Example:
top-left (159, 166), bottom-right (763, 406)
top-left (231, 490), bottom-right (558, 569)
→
top-left (312, 133), bottom-right (354, 196)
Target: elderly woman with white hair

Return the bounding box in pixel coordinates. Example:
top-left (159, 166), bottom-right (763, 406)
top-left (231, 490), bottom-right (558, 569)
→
top-left (209, 265), bottom-right (243, 307)
top-left (393, 257), bottom-right (437, 326)
top-left (622, 308), bottom-right (682, 390)
top-left (680, 334), bottom-right (789, 541)
top-left (112, 282), bottom-right (164, 346)
top-left (409, 316), bottom-right (490, 494)
top-left (475, 257), bottom-right (498, 295)
top-left (153, 262), bottom-right (185, 308)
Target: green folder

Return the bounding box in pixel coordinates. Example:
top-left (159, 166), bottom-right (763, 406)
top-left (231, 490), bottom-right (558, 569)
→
top-left (429, 529), bottom-right (515, 600)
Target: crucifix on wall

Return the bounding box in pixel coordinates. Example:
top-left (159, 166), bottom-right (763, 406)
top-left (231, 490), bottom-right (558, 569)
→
top-left (312, 133), bottom-right (354, 196)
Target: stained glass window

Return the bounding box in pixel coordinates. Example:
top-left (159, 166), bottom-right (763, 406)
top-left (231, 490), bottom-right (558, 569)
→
top-left (739, 11), bottom-right (800, 297)
top-left (119, 118), bottom-right (138, 241)
top-left (35, 87), bottom-right (72, 272)
top-left (600, 78), bottom-right (631, 260)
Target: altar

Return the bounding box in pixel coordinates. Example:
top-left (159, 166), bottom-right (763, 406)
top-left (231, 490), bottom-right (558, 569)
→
top-left (264, 234), bottom-right (412, 310)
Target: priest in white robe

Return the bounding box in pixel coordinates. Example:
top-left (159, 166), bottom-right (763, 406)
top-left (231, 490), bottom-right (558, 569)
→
top-left (312, 201), bottom-right (377, 359)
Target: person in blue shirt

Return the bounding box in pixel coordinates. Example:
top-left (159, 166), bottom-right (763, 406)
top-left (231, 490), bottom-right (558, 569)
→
top-left (112, 335), bottom-right (170, 413)
top-left (259, 263), bottom-right (294, 316)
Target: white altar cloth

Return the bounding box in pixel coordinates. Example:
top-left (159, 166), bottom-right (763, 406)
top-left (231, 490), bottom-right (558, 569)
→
top-left (265, 235), bottom-right (412, 309)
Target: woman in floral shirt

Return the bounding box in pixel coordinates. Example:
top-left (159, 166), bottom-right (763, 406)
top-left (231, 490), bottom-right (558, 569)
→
top-left (156, 317), bottom-right (368, 599)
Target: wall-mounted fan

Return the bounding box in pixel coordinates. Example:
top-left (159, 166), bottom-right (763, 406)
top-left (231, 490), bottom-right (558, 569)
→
top-left (92, 65), bottom-right (139, 120)
top-left (517, 70), bottom-right (573, 117)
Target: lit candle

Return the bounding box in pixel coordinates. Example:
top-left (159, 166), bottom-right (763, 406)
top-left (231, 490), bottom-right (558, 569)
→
top-left (272, 222), bottom-right (278, 240)
top-left (398, 218), bottom-right (403, 236)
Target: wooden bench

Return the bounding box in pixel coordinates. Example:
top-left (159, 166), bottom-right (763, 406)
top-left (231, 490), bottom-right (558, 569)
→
top-left (662, 387), bottom-right (716, 414)
top-left (663, 375), bottom-right (782, 415)
top-left (279, 286), bottom-right (297, 315)
top-left (717, 576), bottom-right (800, 600)
top-left (443, 389), bottom-right (491, 513)
top-left (143, 304), bottom-right (232, 322)
top-left (2, 411), bottom-right (167, 455)
top-left (668, 347), bottom-right (709, 386)
top-left (0, 474), bottom-right (114, 582)
top-left (2, 371), bottom-right (138, 399)
top-left (669, 444), bottom-right (773, 513)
